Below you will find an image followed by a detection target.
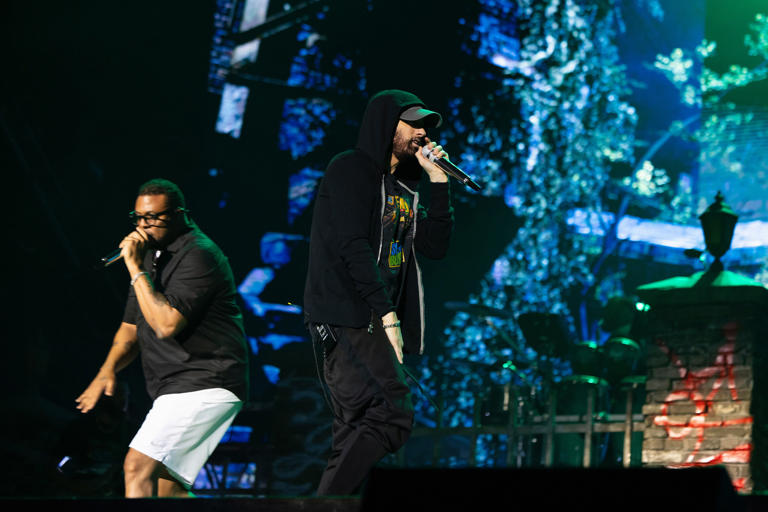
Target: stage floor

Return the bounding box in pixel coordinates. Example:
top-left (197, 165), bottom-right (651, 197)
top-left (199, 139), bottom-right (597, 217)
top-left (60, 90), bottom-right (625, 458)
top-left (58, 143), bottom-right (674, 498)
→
top-left (1, 494), bottom-right (768, 512)
top-left (4, 466), bottom-right (768, 511)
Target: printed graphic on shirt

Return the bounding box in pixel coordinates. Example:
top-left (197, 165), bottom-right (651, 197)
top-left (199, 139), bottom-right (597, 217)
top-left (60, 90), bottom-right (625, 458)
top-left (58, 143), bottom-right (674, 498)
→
top-left (383, 194), bottom-right (413, 269)
top-left (389, 240), bottom-right (403, 268)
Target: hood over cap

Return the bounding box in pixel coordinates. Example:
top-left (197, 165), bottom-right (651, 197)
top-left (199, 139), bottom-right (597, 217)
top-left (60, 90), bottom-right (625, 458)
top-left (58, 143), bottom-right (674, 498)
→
top-left (355, 89), bottom-right (441, 176)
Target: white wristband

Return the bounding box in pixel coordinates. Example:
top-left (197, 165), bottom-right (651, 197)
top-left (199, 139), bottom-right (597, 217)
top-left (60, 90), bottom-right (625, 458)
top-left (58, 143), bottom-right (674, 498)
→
top-left (130, 271), bottom-right (149, 286)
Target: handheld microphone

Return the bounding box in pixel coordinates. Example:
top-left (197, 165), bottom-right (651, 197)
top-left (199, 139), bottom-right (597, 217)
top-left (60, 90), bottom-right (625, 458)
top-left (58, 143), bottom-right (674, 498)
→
top-left (420, 143), bottom-right (483, 191)
top-left (98, 231), bottom-right (159, 268)
top-left (100, 248), bottom-right (123, 267)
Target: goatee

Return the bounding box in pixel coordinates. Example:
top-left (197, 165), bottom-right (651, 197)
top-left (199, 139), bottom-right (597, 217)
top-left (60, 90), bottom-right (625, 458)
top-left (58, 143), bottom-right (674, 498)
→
top-left (392, 134), bottom-right (419, 163)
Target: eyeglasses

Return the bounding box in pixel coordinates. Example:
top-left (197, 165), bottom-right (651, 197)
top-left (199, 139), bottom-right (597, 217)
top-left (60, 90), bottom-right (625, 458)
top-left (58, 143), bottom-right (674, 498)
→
top-left (128, 209), bottom-right (175, 226)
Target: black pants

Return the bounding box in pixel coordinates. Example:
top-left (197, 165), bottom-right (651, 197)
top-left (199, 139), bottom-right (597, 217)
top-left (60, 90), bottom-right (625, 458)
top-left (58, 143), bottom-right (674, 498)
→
top-left (311, 320), bottom-right (414, 496)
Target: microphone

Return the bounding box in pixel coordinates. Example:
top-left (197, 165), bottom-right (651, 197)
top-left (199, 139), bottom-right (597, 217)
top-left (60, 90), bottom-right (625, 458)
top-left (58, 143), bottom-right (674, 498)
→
top-left (100, 248), bottom-right (123, 268)
top-left (420, 143), bottom-right (483, 191)
top-left (97, 232), bottom-right (158, 268)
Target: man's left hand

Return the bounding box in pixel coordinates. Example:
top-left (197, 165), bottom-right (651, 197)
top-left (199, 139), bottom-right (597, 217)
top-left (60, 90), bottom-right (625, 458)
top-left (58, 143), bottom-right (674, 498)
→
top-left (415, 137), bottom-right (449, 183)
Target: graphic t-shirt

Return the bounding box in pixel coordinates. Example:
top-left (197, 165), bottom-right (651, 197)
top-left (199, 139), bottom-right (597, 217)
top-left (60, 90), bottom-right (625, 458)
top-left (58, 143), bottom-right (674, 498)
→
top-left (379, 173), bottom-right (415, 308)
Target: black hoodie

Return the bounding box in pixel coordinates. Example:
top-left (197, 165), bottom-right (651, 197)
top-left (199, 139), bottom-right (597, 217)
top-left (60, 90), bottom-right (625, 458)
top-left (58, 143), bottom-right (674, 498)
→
top-left (303, 89), bottom-right (454, 355)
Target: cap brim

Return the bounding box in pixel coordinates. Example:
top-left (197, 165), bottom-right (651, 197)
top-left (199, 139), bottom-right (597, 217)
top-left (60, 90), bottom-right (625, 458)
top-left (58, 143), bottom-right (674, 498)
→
top-left (400, 106), bottom-right (443, 128)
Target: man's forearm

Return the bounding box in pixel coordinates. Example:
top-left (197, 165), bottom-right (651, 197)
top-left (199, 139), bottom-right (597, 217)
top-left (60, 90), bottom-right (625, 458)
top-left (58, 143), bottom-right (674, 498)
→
top-left (130, 270), bottom-right (187, 339)
top-left (101, 323), bottom-right (139, 374)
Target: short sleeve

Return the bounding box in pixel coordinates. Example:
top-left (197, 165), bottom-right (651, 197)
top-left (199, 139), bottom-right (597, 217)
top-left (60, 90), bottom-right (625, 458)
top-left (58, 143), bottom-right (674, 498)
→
top-left (162, 246), bottom-right (224, 322)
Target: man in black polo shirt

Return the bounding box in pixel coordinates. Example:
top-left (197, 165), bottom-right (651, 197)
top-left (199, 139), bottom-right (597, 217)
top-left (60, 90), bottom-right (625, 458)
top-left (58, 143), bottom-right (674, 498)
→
top-left (76, 178), bottom-right (249, 498)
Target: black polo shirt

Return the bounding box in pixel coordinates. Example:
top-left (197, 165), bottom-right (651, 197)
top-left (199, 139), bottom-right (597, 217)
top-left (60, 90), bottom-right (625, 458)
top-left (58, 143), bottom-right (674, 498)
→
top-left (122, 225), bottom-right (249, 402)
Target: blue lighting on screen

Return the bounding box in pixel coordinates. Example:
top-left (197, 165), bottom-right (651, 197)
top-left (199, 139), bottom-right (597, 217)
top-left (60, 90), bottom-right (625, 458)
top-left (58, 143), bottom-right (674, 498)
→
top-left (287, 27), bottom-right (338, 90)
top-left (258, 334), bottom-right (306, 351)
top-left (260, 232), bottom-right (306, 268)
top-left (566, 208), bottom-right (768, 251)
top-left (238, 267), bottom-right (303, 317)
top-left (193, 462), bottom-right (258, 491)
top-left (278, 98), bottom-right (336, 159)
top-left (262, 364), bottom-right (281, 384)
top-left (247, 336), bottom-right (259, 355)
top-left (216, 83), bottom-right (250, 139)
top-left (288, 167), bottom-right (324, 224)
top-left (220, 425), bottom-right (253, 443)
top-left (473, 11), bottom-right (520, 69)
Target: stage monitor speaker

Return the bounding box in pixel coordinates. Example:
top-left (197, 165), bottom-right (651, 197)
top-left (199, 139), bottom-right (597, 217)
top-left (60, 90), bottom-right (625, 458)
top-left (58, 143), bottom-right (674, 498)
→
top-left (360, 466), bottom-right (742, 511)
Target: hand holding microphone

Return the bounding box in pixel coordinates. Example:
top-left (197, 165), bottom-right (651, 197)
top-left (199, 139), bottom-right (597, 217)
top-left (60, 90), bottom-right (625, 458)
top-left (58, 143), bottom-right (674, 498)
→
top-left (415, 137), bottom-right (450, 183)
top-left (416, 138), bottom-right (483, 191)
top-left (119, 227), bottom-right (153, 269)
top-left (99, 228), bottom-right (155, 269)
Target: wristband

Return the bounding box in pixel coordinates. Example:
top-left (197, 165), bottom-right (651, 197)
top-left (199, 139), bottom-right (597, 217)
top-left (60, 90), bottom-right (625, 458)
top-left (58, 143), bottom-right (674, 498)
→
top-left (130, 271), bottom-right (149, 286)
top-left (382, 321), bottom-right (401, 329)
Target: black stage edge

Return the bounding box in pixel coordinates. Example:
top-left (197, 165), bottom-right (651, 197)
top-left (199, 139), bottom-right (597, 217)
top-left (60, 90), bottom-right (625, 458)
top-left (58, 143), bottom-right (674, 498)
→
top-left (360, 466), bottom-right (761, 512)
top-left (0, 497), bottom-right (360, 512)
top-left (4, 467), bottom-right (768, 511)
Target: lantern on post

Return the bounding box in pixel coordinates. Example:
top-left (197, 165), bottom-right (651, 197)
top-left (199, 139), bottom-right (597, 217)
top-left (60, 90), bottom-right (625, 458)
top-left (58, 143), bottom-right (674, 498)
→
top-left (698, 191), bottom-right (738, 272)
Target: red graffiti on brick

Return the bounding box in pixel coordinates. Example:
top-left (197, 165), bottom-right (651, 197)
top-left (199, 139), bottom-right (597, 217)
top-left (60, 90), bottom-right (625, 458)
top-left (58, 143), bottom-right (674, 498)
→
top-left (651, 322), bottom-right (752, 491)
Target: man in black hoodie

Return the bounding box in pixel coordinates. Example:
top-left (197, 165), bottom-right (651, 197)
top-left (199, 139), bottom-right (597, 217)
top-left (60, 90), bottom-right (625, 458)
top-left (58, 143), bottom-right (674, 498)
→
top-left (303, 89), bottom-right (454, 495)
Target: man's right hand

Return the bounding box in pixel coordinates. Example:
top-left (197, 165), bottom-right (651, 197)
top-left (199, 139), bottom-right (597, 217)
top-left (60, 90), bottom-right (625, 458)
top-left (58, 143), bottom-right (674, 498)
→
top-left (415, 137), bottom-right (449, 183)
top-left (75, 370), bottom-right (116, 413)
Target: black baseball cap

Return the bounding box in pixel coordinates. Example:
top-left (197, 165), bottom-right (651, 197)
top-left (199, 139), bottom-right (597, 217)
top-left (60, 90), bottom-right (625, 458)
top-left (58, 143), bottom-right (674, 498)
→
top-left (400, 105), bottom-right (442, 128)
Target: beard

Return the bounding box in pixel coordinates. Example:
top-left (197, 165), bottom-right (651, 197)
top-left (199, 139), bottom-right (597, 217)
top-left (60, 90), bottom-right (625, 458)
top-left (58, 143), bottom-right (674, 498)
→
top-left (392, 131), bottom-right (420, 164)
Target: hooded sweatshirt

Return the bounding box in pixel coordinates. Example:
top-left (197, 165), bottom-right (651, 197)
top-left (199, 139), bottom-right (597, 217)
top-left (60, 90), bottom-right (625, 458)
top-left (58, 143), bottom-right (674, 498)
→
top-left (303, 89), bottom-right (454, 355)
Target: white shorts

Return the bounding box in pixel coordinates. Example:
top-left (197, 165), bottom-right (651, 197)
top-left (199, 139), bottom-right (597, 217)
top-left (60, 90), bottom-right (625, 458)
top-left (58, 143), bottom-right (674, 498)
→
top-left (129, 388), bottom-right (243, 488)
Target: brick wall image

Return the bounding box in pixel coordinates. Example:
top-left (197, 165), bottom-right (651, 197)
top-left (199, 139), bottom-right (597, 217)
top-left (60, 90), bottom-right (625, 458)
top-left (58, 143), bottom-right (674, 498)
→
top-left (636, 274), bottom-right (768, 495)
